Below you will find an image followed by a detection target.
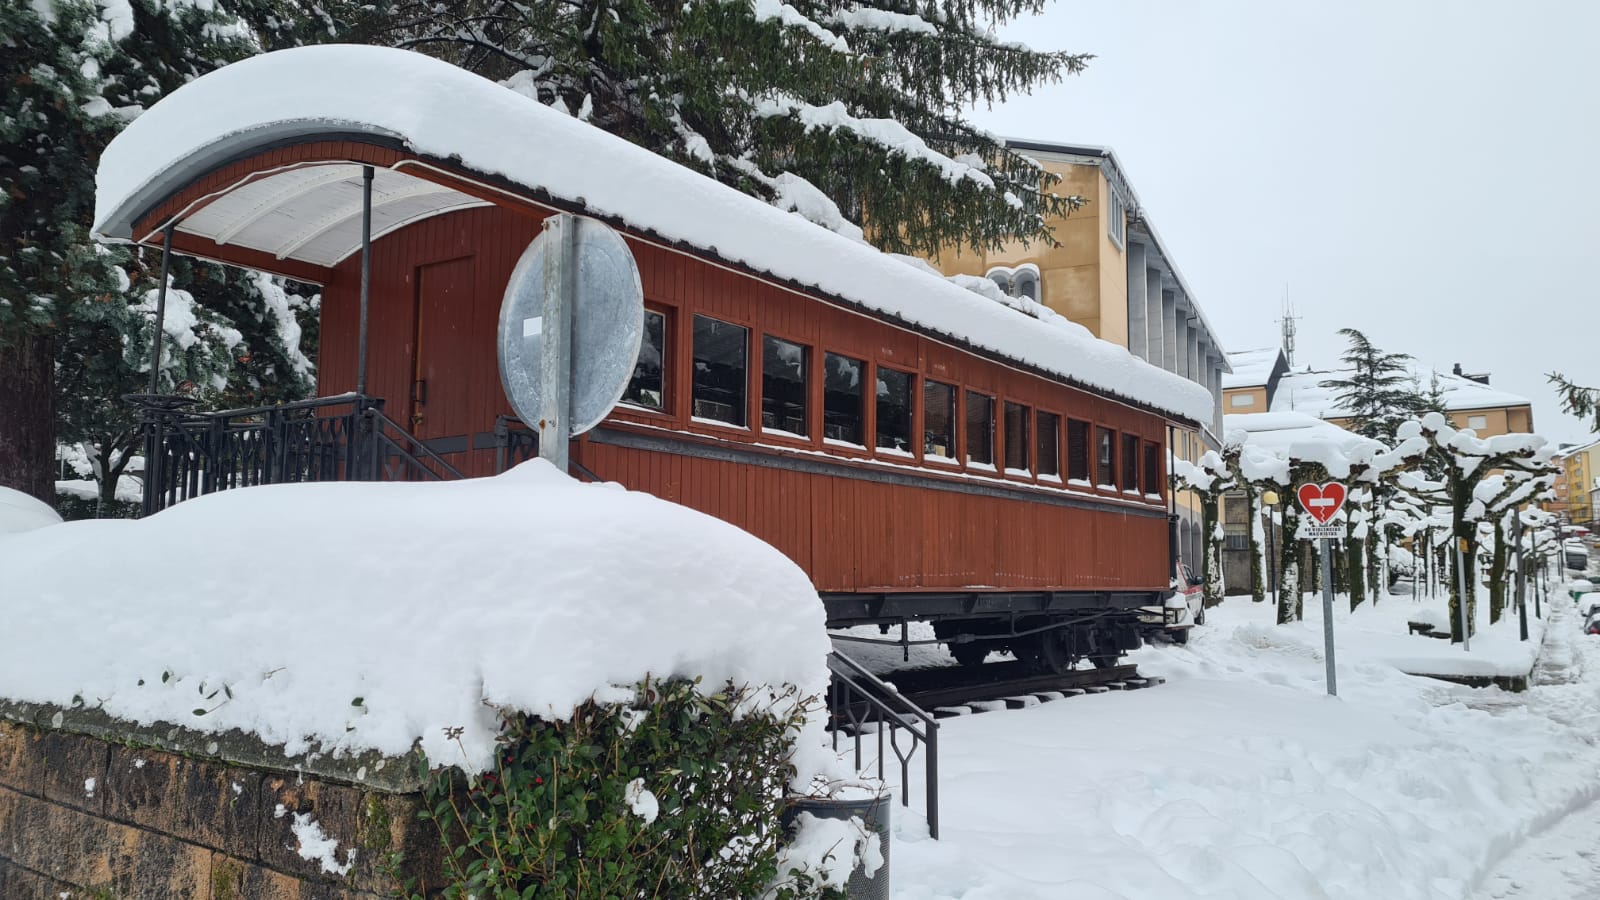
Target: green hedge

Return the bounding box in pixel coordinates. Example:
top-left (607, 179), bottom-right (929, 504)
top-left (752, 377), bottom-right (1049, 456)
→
top-left (393, 677), bottom-right (850, 899)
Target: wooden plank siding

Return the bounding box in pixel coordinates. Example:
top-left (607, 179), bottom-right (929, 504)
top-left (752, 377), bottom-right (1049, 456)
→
top-left (313, 202), bottom-right (1174, 594)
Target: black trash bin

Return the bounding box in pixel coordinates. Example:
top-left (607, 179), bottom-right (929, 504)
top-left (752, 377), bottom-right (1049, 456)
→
top-left (780, 794), bottom-right (891, 900)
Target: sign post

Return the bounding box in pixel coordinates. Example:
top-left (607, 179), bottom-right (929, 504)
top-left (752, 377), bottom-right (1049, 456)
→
top-left (1297, 482), bottom-right (1346, 697)
top-left (497, 214), bottom-right (644, 475)
top-left (1455, 537), bottom-right (1470, 652)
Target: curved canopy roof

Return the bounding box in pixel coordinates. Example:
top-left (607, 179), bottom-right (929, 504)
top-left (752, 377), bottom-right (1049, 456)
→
top-left (94, 44), bottom-right (1215, 425)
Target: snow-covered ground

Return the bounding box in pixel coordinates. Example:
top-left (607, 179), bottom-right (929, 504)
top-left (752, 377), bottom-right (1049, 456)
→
top-left (880, 579), bottom-right (1600, 900)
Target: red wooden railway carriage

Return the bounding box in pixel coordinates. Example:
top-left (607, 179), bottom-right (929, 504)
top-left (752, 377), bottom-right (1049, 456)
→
top-left (94, 46), bottom-right (1215, 673)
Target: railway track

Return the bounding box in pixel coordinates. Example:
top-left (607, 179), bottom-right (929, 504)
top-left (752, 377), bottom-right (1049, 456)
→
top-left (830, 659), bottom-right (1163, 724)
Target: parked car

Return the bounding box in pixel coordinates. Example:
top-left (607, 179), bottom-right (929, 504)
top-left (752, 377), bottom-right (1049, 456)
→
top-left (1585, 610), bottom-right (1600, 636)
top-left (1576, 592), bottom-right (1600, 619)
top-left (1565, 539), bottom-right (1591, 572)
top-left (1140, 562), bottom-right (1204, 644)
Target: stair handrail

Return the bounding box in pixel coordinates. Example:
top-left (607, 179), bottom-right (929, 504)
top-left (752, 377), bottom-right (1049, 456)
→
top-left (825, 649), bottom-right (940, 839)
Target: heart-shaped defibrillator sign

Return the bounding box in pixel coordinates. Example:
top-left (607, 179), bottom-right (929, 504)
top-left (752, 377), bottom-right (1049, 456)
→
top-left (1297, 482), bottom-right (1347, 537)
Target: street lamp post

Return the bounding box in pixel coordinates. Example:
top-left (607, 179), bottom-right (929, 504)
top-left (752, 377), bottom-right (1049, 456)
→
top-left (1263, 490), bottom-right (1280, 607)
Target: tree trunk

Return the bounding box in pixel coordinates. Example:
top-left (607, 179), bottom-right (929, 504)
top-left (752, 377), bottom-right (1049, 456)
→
top-left (1277, 502), bottom-right (1299, 624)
top-left (1201, 493), bottom-right (1223, 608)
top-left (1348, 537), bottom-right (1366, 611)
top-left (1488, 519), bottom-right (1507, 624)
top-left (1248, 487), bottom-right (1265, 603)
top-left (1366, 530), bottom-right (1381, 604)
top-left (0, 332), bottom-right (56, 504)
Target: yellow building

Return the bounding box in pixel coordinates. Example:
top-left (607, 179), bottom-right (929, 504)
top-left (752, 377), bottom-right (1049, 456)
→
top-left (1555, 440), bottom-right (1600, 527)
top-left (923, 140), bottom-right (1230, 571)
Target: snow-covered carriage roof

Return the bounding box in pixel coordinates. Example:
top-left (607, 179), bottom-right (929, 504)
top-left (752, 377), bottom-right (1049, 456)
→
top-left (93, 44), bottom-right (1214, 425)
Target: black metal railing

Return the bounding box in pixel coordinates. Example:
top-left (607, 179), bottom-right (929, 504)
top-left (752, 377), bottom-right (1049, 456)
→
top-left (494, 414), bottom-right (539, 474)
top-left (132, 392), bottom-right (464, 515)
top-left (826, 650), bottom-right (940, 839)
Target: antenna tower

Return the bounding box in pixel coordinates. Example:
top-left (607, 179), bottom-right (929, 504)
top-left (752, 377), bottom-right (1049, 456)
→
top-left (1277, 289), bottom-right (1300, 366)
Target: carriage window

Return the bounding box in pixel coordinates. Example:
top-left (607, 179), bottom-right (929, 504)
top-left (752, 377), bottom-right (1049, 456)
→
top-left (1037, 411), bottom-right (1060, 478)
top-left (1096, 427), bottom-right (1116, 487)
top-left (1144, 442), bottom-right (1162, 496)
top-left (823, 352), bottom-right (865, 444)
top-left (1004, 402), bottom-right (1030, 472)
top-left (1067, 419), bottom-right (1089, 481)
top-left (876, 368), bottom-right (914, 453)
top-left (924, 380), bottom-right (956, 460)
top-left (692, 315), bottom-right (747, 426)
top-left (1122, 434), bottom-right (1141, 492)
top-left (966, 391), bottom-right (994, 466)
top-left (621, 310), bottom-right (666, 411)
top-left (761, 335), bottom-right (808, 436)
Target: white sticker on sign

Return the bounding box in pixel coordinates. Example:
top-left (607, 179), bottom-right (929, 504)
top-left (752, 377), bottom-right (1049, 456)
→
top-left (522, 316), bottom-right (543, 338)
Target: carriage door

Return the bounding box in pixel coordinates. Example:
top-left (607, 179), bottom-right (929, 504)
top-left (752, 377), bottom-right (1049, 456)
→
top-left (409, 256), bottom-right (476, 456)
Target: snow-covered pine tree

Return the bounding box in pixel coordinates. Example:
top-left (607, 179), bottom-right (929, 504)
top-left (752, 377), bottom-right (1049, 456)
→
top-left (1320, 328), bottom-right (1419, 448)
top-left (1, 1), bottom-right (319, 508)
top-left (377, 0), bottom-right (1090, 255)
top-left (1547, 372), bottom-right (1599, 432)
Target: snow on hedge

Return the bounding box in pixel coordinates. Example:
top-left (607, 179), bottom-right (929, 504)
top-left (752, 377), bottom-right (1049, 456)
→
top-left (0, 461), bottom-right (832, 774)
top-left (93, 44), bottom-right (1215, 425)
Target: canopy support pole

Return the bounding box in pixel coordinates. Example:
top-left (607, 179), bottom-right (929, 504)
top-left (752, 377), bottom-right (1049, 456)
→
top-left (147, 222), bottom-right (177, 394)
top-left (356, 166), bottom-right (374, 397)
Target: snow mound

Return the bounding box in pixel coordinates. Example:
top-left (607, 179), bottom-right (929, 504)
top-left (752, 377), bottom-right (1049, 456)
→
top-left (0, 486), bottom-right (63, 536)
top-left (0, 462), bottom-right (831, 772)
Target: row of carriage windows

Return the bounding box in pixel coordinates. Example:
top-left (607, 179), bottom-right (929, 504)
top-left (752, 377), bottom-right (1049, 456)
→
top-left (621, 310), bottom-right (1163, 494)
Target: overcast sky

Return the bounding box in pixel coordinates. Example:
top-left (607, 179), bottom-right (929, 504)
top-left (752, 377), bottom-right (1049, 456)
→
top-left (972, 0), bottom-right (1600, 445)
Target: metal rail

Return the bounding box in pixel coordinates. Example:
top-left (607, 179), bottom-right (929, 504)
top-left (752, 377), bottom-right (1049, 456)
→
top-left (826, 650), bottom-right (940, 839)
top-left (131, 392), bottom-right (462, 514)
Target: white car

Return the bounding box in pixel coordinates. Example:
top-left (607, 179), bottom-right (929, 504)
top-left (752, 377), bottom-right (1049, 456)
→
top-left (1140, 563), bottom-right (1205, 644)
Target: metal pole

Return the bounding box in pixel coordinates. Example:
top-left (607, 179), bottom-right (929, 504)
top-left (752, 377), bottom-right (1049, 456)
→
top-left (147, 223), bottom-right (177, 394)
top-left (1268, 506), bottom-right (1278, 607)
top-left (356, 166), bottom-right (374, 397)
top-left (1515, 516), bottom-right (1528, 642)
top-left (538, 214), bottom-right (576, 473)
top-left (1455, 540), bottom-right (1470, 651)
top-left (1320, 537), bottom-right (1337, 696)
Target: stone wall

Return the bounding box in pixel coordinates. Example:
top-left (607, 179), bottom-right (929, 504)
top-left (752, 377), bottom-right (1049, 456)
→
top-left (0, 717), bottom-right (442, 899)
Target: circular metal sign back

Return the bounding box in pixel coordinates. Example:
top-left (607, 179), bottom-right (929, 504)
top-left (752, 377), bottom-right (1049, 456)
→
top-left (497, 216), bottom-right (644, 436)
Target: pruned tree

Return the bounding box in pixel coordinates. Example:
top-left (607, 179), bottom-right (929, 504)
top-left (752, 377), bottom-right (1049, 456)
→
top-left (1395, 414), bottom-right (1555, 642)
top-left (1171, 446), bottom-right (1238, 609)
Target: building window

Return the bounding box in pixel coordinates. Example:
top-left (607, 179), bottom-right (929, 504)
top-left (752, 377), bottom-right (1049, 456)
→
top-left (621, 309), bottom-right (665, 411)
top-left (1096, 426), bottom-right (1116, 487)
top-left (761, 335), bottom-right (808, 436)
top-left (966, 391), bottom-right (994, 466)
top-left (823, 352), bottom-right (865, 444)
top-left (1229, 393), bottom-right (1255, 408)
top-left (1067, 419), bottom-right (1090, 481)
top-left (1037, 411), bottom-right (1060, 478)
top-left (1143, 442), bottom-right (1161, 496)
top-left (924, 380), bottom-right (957, 460)
top-left (875, 368), bottom-right (914, 453)
top-left (692, 315), bottom-right (747, 426)
top-left (1106, 188), bottom-right (1127, 249)
top-left (1013, 268), bottom-right (1040, 303)
top-left (986, 268), bottom-right (1012, 296)
top-left (1121, 434), bottom-right (1140, 492)
top-left (1004, 402), bottom-right (1030, 472)
top-left (1468, 415), bottom-right (1488, 431)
